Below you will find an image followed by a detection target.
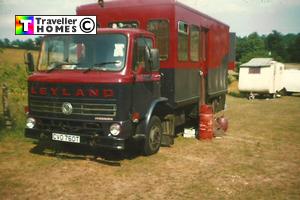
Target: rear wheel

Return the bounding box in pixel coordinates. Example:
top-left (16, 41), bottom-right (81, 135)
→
top-left (143, 116), bottom-right (162, 156)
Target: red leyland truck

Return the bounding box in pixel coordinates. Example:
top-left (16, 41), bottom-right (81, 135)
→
top-left (25, 0), bottom-right (235, 155)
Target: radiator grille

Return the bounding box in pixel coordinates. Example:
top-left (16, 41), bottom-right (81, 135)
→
top-left (30, 100), bottom-right (117, 117)
top-left (36, 118), bottom-right (104, 135)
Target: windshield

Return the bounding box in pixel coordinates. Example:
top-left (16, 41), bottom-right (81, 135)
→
top-left (38, 34), bottom-right (127, 72)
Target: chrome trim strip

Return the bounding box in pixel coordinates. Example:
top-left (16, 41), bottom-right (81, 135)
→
top-left (30, 100), bottom-right (117, 117)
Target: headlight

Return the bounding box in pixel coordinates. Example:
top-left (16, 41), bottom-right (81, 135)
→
top-left (26, 117), bottom-right (36, 129)
top-left (110, 123), bottom-right (121, 136)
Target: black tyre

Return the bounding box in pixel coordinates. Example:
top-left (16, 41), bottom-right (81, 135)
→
top-left (143, 116), bottom-right (162, 156)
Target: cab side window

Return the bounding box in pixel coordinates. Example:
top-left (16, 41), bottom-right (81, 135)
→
top-left (133, 37), bottom-right (153, 71)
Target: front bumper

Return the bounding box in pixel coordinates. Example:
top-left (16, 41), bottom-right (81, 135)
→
top-left (25, 128), bottom-right (126, 150)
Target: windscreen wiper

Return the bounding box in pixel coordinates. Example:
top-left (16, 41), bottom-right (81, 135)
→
top-left (47, 62), bottom-right (78, 73)
top-left (83, 61), bottom-right (120, 73)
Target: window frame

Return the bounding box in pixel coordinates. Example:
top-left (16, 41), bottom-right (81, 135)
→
top-left (248, 67), bottom-right (261, 74)
top-left (108, 21), bottom-right (140, 29)
top-left (147, 19), bottom-right (170, 61)
top-left (189, 25), bottom-right (200, 62)
top-left (132, 36), bottom-right (154, 72)
top-left (37, 34), bottom-right (128, 72)
top-left (177, 21), bottom-right (189, 62)
top-left (200, 28), bottom-right (208, 61)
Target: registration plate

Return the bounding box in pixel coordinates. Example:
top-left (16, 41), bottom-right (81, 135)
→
top-left (52, 133), bottom-right (80, 143)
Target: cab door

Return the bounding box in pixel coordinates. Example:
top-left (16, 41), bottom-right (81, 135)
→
top-left (132, 36), bottom-right (161, 117)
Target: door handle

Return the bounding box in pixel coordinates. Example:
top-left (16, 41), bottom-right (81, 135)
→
top-left (153, 74), bottom-right (161, 79)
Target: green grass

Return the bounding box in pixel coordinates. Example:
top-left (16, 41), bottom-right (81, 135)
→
top-left (0, 95), bottom-right (299, 199)
top-left (0, 48), bottom-right (38, 132)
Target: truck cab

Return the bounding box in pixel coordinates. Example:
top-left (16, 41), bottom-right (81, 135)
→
top-left (25, 28), bottom-right (165, 155)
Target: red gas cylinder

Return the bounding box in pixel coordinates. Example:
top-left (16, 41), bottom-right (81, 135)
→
top-left (198, 104), bottom-right (214, 140)
top-left (216, 116), bottom-right (228, 132)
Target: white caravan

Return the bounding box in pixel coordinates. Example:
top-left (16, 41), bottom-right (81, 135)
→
top-left (238, 58), bottom-right (284, 99)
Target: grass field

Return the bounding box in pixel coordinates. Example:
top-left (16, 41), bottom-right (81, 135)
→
top-left (0, 49), bottom-right (300, 199)
top-left (0, 48), bottom-right (38, 130)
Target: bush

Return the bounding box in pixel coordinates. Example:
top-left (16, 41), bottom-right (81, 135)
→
top-left (0, 49), bottom-right (33, 133)
top-left (228, 91), bottom-right (247, 98)
top-left (228, 74), bottom-right (237, 84)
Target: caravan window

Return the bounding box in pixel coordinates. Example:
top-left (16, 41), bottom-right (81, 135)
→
top-left (249, 68), bottom-right (261, 74)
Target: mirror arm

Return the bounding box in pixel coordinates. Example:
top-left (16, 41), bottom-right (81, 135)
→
top-left (25, 52), bottom-right (35, 74)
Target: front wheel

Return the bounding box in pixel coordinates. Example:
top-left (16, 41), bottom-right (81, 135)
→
top-left (143, 116), bottom-right (162, 156)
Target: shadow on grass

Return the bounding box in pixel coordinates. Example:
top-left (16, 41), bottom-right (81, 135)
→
top-left (249, 93), bottom-right (300, 100)
top-left (228, 91), bottom-right (247, 98)
top-left (29, 140), bottom-right (143, 166)
top-left (290, 93), bottom-right (300, 97)
top-left (228, 92), bottom-right (300, 100)
top-left (27, 119), bottom-right (196, 166)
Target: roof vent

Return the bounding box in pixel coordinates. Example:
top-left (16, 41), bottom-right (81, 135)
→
top-left (98, 0), bottom-right (104, 7)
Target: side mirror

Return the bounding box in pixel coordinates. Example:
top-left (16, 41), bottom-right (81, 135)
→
top-left (144, 48), bottom-right (160, 72)
top-left (150, 48), bottom-right (160, 71)
top-left (144, 47), bottom-right (151, 73)
top-left (24, 52), bottom-right (34, 73)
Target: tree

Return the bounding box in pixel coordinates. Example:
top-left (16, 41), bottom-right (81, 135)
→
top-left (11, 39), bottom-right (22, 48)
top-left (34, 36), bottom-right (43, 49)
top-left (236, 31), bottom-right (300, 64)
top-left (283, 33), bottom-right (297, 61)
top-left (265, 30), bottom-right (286, 61)
top-left (236, 32), bottom-right (270, 65)
top-left (287, 33), bottom-right (300, 62)
top-left (23, 39), bottom-right (35, 50)
top-left (3, 38), bottom-right (10, 48)
top-left (0, 39), bottom-right (4, 47)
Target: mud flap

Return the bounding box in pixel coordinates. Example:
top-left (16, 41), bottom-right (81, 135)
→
top-left (161, 115), bottom-right (175, 146)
